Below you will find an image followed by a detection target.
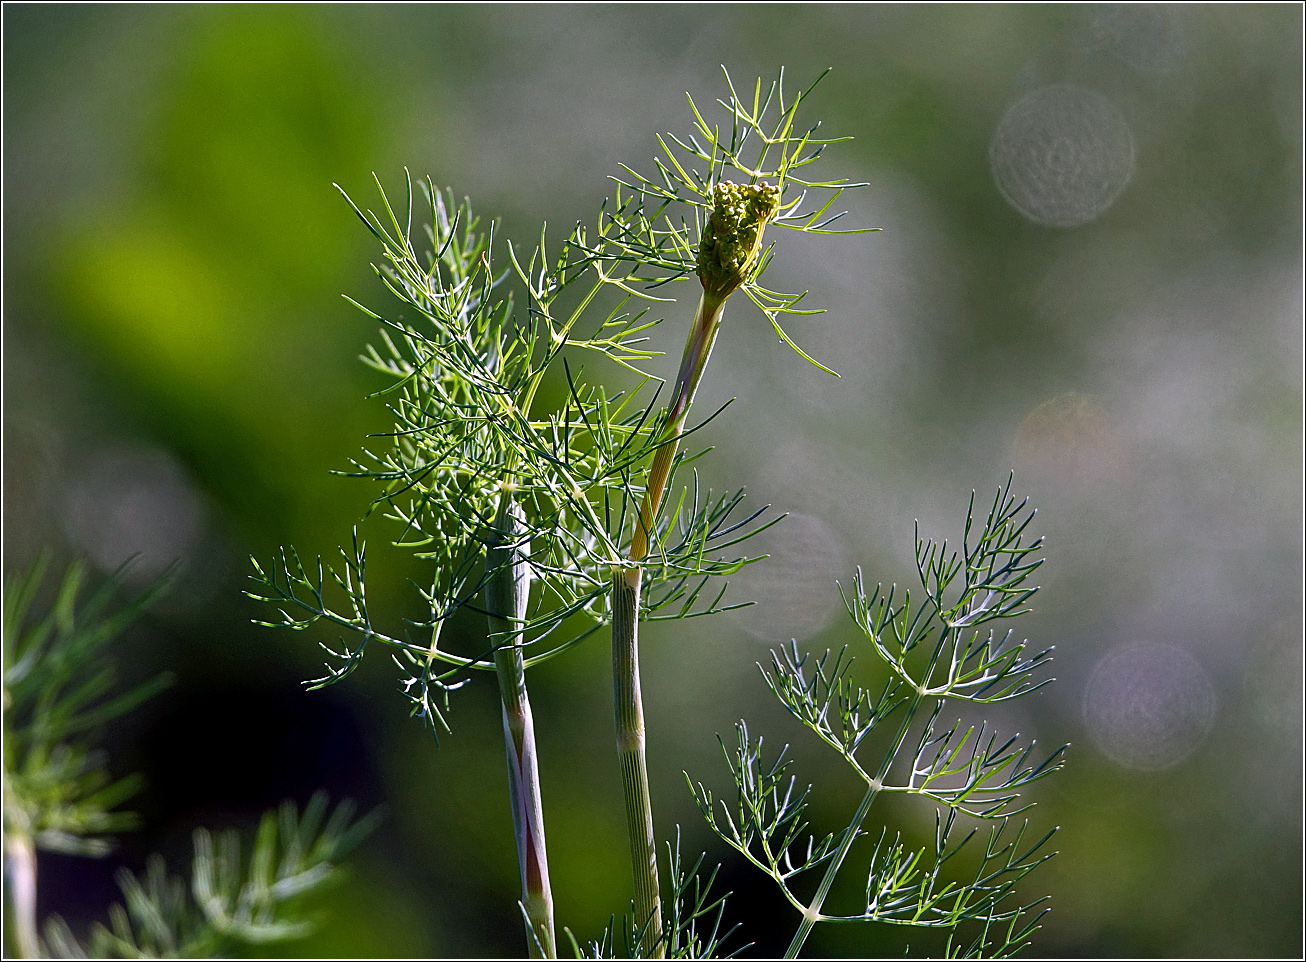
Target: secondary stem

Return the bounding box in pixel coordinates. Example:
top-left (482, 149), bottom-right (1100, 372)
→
top-left (631, 291), bottom-right (726, 562)
top-left (488, 496), bottom-right (556, 958)
top-left (783, 689), bottom-right (926, 959)
top-left (479, 273), bottom-right (611, 957)
top-left (784, 785), bottom-right (879, 959)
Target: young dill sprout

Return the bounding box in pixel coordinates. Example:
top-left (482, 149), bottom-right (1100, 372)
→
top-left (629, 180), bottom-right (781, 566)
top-left (697, 181), bottom-right (783, 300)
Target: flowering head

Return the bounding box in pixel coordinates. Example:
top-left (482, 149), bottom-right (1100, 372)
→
top-left (696, 180), bottom-right (782, 302)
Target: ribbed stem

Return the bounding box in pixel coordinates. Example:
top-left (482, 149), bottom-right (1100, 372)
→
top-left (607, 290), bottom-right (727, 957)
top-left (488, 497), bottom-right (556, 958)
top-left (611, 565), bottom-right (662, 956)
top-left (4, 831), bottom-right (38, 958)
top-left (609, 185), bottom-right (776, 955)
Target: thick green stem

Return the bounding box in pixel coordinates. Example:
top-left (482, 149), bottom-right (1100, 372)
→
top-left (609, 290), bottom-right (728, 958)
top-left (4, 830), bottom-right (38, 958)
top-left (609, 181), bottom-right (777, 953)
top-left (488, 497), bottom-right (556, 958)
top-left (611, 565), bottom-right (662, 956)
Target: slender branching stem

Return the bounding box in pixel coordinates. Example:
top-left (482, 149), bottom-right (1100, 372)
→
top-left (488, 496), bottom-right (556, 958)
top-left (5, 829), bottom-right (39, 959)
top-left (784, 784), bottom-right (878, 958)
top-left (784, 689), bottom-right (925, 959)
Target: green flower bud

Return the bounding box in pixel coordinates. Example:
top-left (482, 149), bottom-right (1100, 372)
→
top-left (696, 180), bottom-right (782, 301)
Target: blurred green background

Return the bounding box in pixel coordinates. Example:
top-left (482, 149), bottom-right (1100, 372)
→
top-left (3, 3), bottom-right (1301, 957)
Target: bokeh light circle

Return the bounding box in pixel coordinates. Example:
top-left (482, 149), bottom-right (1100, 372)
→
top-left (1012, 392), bottom-right (1125, 486)
top-left (64, 448), bottom-right (207, 581)
top-left (727, 513), bottom-right (847, 643)
top-left (990, 84), bottom-right (1135, 228)
top-left (1083, 641), bottom-right (1217, 770)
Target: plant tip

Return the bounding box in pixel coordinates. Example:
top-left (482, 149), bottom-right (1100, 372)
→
top-left (697, 180), bottom-right (782, 301)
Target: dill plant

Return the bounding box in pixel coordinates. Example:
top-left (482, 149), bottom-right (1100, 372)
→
top-left (579, 69), bottom-right (872, 955)
top-left (247, 155), bottom-right (785, 957)
top-left (249, 66), bottom-right (1064, 960)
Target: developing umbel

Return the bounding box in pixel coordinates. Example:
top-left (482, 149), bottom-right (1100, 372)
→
top-left (697, 180), bottom-right (782, 301)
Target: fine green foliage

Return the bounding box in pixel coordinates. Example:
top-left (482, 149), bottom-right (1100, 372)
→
top-left (245, 66), bottom-right (1060, 961)
top-left (584, 66), bottom-right (875, 376)
top-left (245, 68), bottom-right (871, 959)
top-left (3, 557), bottom-right (172, 857)
top-left (42, 794), bottom-right (378, 959)
top-left (689, 481), bottom-right (1065, 958)
top-left (244, 72), bottom-right (840, 738)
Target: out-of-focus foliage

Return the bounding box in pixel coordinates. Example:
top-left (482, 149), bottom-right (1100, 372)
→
top-left (2, 556), bottom-right (378, 958)
top-left (3, 559), bottom-right (170, 858)
top-left (44, 794), bottom-right (377, 959)
top-left (4, 3), bottom-right (1301, 957)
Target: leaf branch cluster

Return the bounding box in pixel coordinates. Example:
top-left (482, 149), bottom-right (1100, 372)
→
top-left (691, 481), bottom-right (1065, 957)
top-left (690, 723), bottom-right (842, 910)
